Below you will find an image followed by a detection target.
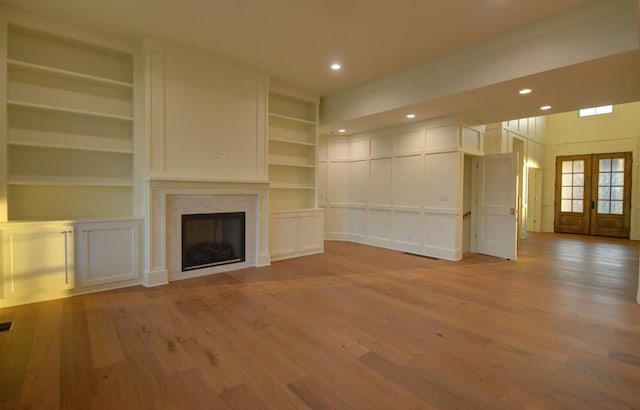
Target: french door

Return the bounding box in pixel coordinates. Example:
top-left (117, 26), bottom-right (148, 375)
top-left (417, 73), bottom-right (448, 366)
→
top-left (554, 152), bottom-right (632, 238)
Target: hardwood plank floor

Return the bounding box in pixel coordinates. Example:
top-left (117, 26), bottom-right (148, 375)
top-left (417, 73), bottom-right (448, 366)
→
top-left (1, 232), bottom-right (639, 409)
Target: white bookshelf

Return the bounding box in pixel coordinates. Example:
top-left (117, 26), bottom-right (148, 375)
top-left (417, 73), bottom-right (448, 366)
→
top-left (268, 92), bottom-right (318, 212)
top-left (4, 24), bottom-right (135, 220)
top-left (268, 91), bottom-right (324, 260)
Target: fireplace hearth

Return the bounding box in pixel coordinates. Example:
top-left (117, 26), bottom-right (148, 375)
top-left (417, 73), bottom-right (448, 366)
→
top-left (181, 212), bottom-right (245, 271)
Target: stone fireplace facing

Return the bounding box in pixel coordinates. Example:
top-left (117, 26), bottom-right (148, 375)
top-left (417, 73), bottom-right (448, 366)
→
top-left (145, 180), bottom-right (270, 286)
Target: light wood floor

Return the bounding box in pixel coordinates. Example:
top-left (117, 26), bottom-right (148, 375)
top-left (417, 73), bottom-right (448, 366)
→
top-left (1, 233), bottom-right (639, 409)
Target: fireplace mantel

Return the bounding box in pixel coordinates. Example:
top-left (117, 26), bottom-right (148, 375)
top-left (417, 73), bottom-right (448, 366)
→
top-left (145, 179), bottom-right (270, 286)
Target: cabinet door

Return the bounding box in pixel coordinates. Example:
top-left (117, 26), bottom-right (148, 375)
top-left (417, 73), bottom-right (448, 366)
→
top-left (76, 220), bottom-right (141, 287)
top-left (269, 213), bottom-right (298, 258)
top-left (297, 212), bottom-right (325, 252)
top-left (2, 226), bottom-right (74, 302)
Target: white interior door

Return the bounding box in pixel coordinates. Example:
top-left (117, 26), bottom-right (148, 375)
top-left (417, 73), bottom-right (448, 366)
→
top-left (474, 152), bottom-right (518, 260)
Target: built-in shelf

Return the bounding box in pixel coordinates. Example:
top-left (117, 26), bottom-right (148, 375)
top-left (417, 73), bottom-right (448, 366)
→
top-left (270, 183), bottom-right (315, 190)
top-left (8, 175), bottom-right (134, 187)
top-left (268, 112), bottom-right (315, 125)
top-left (268, 91), bottom-right (318, 212)
top-left (7, 59), bottom-right (134, 89)
top-left (8, 129), bottom-right (133, 154)
top-left (7, 140), bottom-right (133, 154)
top-left (269, 162), bottom-right (315, 168)
top-left (269, 138), bottom-right (315, 147)
top-left (4, 24), bottom-right (136, 221)
top-left (7, 100), bottom-right (134, 122)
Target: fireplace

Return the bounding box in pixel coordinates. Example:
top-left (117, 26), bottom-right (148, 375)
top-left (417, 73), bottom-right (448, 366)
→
top-left (147, 181), bottom-right (269, 286)
top-left (181, 212), bottom-right (246, 271)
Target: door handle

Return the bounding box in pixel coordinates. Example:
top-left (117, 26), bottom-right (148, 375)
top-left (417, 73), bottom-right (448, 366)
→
top-left (591, 200), bottom-right (595, 210)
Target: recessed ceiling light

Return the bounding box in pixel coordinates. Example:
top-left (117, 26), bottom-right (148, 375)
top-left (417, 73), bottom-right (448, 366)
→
top-left (540, 105), bottom-right (552, 111)
top-left (519, 88), bottom-right (532, 95)
top-left (338, 129), bottom-right (347, 133)
top-left (406, 114), bottom-right (416, 119)
top-left (331, 63), bottom-right (342, 70)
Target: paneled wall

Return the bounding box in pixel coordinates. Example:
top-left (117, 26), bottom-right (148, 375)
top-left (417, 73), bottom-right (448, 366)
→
top-left (484, 117), bottom-right (545, 235)
top-left (145, 37), bottom-right (269, 182)
top-left (319, 116), bottom-right (474, 261)
top-left (541, 102), bottom-right (640, 239)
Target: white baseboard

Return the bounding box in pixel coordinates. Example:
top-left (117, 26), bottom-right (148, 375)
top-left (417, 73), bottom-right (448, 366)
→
top-left (256, 253), bottom-right (271, 267)
top-left (144, 269), bottom-right (169, 287)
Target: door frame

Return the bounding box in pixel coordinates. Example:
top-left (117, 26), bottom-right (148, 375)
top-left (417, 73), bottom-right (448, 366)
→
top-left (554, 152), bottom-right (632, 238)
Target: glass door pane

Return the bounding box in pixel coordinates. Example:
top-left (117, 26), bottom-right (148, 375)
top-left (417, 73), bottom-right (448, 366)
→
top-left (597, 157), bottom-right (625, 215)
top-left (560, 160), bottom-right (584, 213)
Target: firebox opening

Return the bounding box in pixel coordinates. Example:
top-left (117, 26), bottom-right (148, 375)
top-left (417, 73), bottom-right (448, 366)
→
top-left (181, 212), bottom-right (246, 271)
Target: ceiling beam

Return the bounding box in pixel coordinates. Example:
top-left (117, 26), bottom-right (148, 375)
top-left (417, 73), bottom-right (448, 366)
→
top-left (320, 0), bottom-right (639, 128)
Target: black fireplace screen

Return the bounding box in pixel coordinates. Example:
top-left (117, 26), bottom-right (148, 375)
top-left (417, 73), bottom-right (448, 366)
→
top-left (181, 212), bottom-right (246, 271)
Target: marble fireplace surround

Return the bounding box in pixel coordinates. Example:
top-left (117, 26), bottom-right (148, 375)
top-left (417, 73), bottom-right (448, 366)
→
top-left (145, 179), bottom-right (270, 286)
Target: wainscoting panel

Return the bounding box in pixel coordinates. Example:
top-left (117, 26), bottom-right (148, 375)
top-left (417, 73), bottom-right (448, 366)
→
top-left (328, 162), bottom-right (349, 203)
top-left (349, 161), bottom-right (368, 204)
top-left (370, 135), bottom-right (393, 156)
top-left (369, 158), bottom-right (392, 206)
top-left (395, 155), bottom-right (424, 208)
top-left (368, 209), bottom-right (393, 241)
top-left (395, 129), bottom-right (425, 154)
top-left (394, 210), bottom-right (422, 245)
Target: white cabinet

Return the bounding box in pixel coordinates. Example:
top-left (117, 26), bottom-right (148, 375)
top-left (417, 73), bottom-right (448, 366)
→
top-left (0, 222), bottom-right (74, 306)
top-left (0, 218), bottom-right (142, 307)
top-left (270, 209), bottom-right (324, 261)
top-left (75, 219), bottom-right (142, 289)
top-left (4, 24), bottom-right (136, 221)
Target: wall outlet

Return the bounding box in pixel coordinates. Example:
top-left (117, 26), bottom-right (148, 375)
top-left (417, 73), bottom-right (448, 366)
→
top-left (407, 232), bottom-right (413, 240)
top-left (217, 151), bottom-right (227, 159)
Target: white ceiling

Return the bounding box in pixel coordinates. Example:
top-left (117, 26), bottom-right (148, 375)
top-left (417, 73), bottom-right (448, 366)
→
top-left (2, 0), bottom-right (639, 131)
top-left (1, 0), bottom-right (592, 96)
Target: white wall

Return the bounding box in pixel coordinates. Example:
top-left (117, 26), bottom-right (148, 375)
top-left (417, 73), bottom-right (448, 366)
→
top-left (320, 116), bottom-right (474, 261)
top-left (145, 37), bottom-right (269, 182)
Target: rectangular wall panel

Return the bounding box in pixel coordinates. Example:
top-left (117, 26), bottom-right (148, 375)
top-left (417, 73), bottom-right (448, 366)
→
top-left (426, 125), bottom-right (458, 152)
top-left (368, 209), bottom-right (392, 240)
top-left (395, 155), bottom-right (424, 207)
top-left (425, 151), bottom-right (460, 209)
top-left (349, 160), bottom-right (368, 204)
top-left (350, 139), bottom-right (369, 158)
top-left (394, 210), bottom-right (422, 245)
top-left (370, 135), bottom-right (392, 156)
top-left (369, 158), bottom-right (392, 206)
top-left (349, 208), bottom-right (367, 237)
top-left (396, 130), bottom-right (425, 154)
top-left (328, 162), bottom-right (349, 204)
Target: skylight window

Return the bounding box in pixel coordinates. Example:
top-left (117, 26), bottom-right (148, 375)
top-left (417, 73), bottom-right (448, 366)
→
top-left (579, 105), bottom-right (613, 117)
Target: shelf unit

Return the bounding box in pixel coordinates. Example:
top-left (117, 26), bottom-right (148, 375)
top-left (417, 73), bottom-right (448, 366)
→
top-left (268, 92), bottom-right (318, 212)
top-left (4, 24), bottom-right (135, 220)
top-left (267, 91), bottom-right (324, 260)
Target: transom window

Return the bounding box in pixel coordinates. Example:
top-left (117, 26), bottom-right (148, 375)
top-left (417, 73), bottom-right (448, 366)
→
top-left (560, 160), bottom-right (584, 213)
top-left (579, 105), bottom-right (613, 118)
top-left (597, 158), bottom-right (625, 215)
